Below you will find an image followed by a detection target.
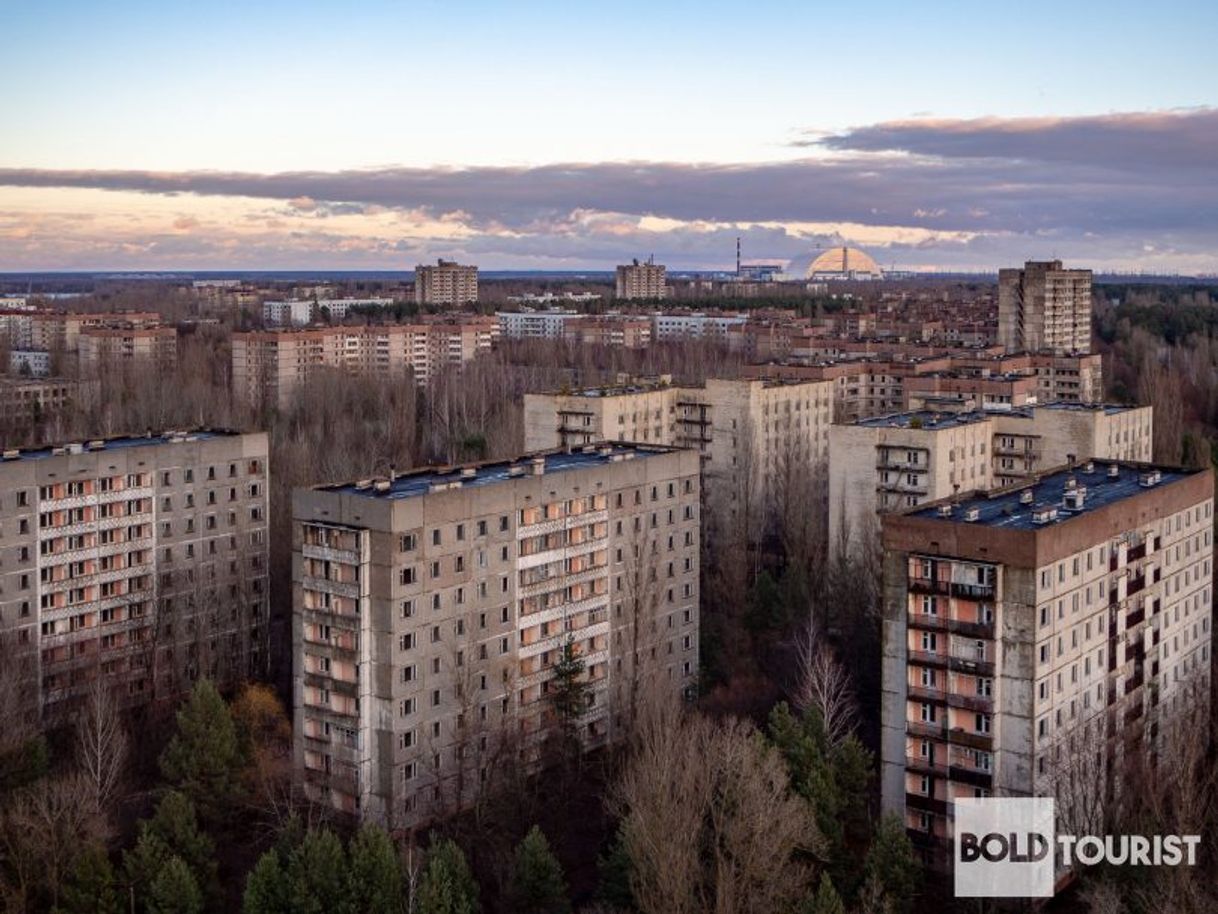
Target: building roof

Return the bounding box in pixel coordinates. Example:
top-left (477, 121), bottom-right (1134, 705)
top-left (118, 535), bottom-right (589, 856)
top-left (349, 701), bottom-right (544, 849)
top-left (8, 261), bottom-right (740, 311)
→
top-left (905, 462), bottom-right (1198, 531)
top-left (321, 443), bottom-right (684, 500)
top-left (856, 410), bottom-right (989, 430)
top-left (0, 429), bottom-right (236, 463)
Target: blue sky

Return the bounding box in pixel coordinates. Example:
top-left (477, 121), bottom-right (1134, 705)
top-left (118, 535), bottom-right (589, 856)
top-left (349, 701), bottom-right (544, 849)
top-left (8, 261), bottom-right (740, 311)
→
top-left (2, 0), bottom-right (1216, 271)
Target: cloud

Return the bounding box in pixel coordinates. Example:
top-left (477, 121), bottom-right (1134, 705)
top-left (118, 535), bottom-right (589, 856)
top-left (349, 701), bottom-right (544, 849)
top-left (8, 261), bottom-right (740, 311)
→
top-left (816, 108), bottom-right (1218, 173)
top-left (1, 109), bottom-right (1216, 272)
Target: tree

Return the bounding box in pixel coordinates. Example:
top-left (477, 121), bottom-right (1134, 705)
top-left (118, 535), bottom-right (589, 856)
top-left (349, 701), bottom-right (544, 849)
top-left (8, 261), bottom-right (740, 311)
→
top-left (285, 828), bottom-right (351, 914)
top-left (504, 826), bottom-right (570, 914)
top-left (861, 815), bottom-right (919, 914)
top-left (159, 679), bottom-right (247, 826)
top-left (791, 624), bottom-right (858, 747)
top-left (348, 824), bottom-right (403, 914)
top-left (612, 702), bottom-right (824, 914)
top-left (75, 680), bottom-right (128, 831)
top-left (595, 828), bottom-right (634, 911)
top-left (799, 874), bottom-right (845, 914)
top-left (55, 843), bottom-right (122, 914)
top-left (243, 849), bottom-right (291, 914)
top-left (146, 857), bottom-right (203, 914)
top-left (122, 791), bottom-right (217, 910)
top-left (548, 637), bottom-right (589, 751)
top-left (417, 838), bottom-right (480, 914)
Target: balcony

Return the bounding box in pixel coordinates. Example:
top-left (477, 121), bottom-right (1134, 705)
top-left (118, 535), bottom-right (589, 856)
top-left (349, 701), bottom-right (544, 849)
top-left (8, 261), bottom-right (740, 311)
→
top-left (908, 579), bottom-right (995, 601)
top-left (908, 650), bottom-right (994, 677)
top-left (905, 793), bottom-right (949, 816)
top-left (947, 728), bottom-right (993, 751)
top-left (907, 612), bottom-right (994, 639)
top-left (949, 765), bottom-right (994, 789)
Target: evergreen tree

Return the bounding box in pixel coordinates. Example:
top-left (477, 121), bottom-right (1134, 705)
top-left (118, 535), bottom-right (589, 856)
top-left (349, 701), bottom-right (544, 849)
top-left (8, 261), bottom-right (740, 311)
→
top-left (159, 679), bottom-right (247, 826)
top-left (55, 843), bottom-right (122, 914)
top-left (122, 791), bottom-right (217, 908)
top-left (417, 838), bottom-right (480, 914)
top-left (285, 828), bottom-right (352, 914)
top-left (595, 828), bottom-right (634, 910)
top-left (243, 848), bottom-right (291, 914)
top-left (0, 733), bottom-right (49, 791)
top-left (348, 823), bottom-right (403, 914)
top-left (504, 827), bottom-right (570, 914)
top-left (745, 569), bottom-right (784, 632)
top-left (862, 815), bottom-right (920, 914)
top-left (548, 638), bottom-right (589, 731)
top-left (146, 857), bottom-right (203, 914)
top-left (800, 873), bottom-right (846, 914)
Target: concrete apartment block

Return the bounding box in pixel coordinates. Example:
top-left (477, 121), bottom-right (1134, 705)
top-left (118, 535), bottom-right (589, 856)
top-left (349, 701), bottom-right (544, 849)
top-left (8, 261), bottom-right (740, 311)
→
top-left (880, 463), bottom-right (1213, 873)
top-left (998, 260), bottom-right (1093, 355)
top-left (292, 444), bottom-right (701, 828)
top-left (829, 404), bottom-right (1154, 559)
top-left (0, 430), bottom-right (271, 725)
top-left (415, 260), bottom-right (478, 307)
top-left (615, 260), bottom-right (666, 300)
top-left (524, 377), bottom-right (834, 535)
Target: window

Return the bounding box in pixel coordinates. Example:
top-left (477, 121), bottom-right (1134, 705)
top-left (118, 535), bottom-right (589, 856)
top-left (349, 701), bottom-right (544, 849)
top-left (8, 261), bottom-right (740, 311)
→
top-left (400, 533), bottom-right (416, 552)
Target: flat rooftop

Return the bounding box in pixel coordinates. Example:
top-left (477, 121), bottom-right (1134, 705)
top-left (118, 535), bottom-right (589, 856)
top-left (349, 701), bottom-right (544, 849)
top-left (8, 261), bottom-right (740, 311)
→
top-left (906, 462), bottom-right (1199, 531)
top-left (1037, 402), bottom-right (1136, 416)
top-left (856, 410), bottom-right (989, 430)
top-left (1, 429), bottom-right (234, 463)
top-left (321, 444), bottom-right (682, 500)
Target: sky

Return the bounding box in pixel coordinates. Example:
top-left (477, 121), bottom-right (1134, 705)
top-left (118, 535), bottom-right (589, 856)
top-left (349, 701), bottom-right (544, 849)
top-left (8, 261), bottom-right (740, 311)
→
top-left (2, 0), bottom-right (1217, 273)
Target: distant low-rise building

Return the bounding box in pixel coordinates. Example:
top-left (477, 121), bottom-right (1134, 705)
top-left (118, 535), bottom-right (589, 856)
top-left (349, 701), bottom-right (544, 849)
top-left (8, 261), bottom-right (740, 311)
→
top-left (263, 300), bottom-right (314, 327)
top-left (9, 350), bottom-right (50, 377)
top-left (497, 309), bottom-right (582, 340)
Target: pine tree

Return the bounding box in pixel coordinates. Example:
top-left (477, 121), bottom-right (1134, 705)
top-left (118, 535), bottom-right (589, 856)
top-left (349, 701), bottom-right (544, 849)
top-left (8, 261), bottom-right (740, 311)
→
top-left (122, 791), bottom-right (217, 907)
top-left (348, 823), bottom-right (403, 914)
top-left (504, 827), bottom-right (570, 914)
top-left (548, 637), bottom-right (589, 753)
top-left (799, 873), bottom-right (846, 914)
top-left (55, 843), bottom-right (122, 914)
top-left (243, 848), bottom-right (291, 914)
top-left (159, 679), bottom-right (247, 826)
top-left (285, 828), bottom-right (352, 914)
top-left (145, 857), bottom-right (203, 914)
top-left (417, 838), bottom-right (480, 914)
top-left (595, 828), bottom-right (634, 910)
top-left (861, 814), bottom-right (919, 914)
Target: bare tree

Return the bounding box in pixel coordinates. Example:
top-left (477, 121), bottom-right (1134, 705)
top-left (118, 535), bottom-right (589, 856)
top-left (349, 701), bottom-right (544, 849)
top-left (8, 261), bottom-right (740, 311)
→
top-left (791, 622), bottom-right (858, 746)
top-left (74, 679), bottom-right (128, 831)
top-left (611, 701), bottom-right (824, 914)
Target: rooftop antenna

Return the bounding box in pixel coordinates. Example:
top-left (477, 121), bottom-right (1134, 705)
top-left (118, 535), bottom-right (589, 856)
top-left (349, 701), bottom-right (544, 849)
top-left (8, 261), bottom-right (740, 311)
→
top-left (736, 236), bottom-right (741, 277)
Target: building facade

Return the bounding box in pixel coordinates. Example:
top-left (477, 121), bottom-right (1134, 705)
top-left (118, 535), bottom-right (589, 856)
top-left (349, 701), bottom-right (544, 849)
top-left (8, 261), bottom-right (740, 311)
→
top-left (0, 430), bottom-right (271, 724)
top-left (415, 260), bottom-right (478, 307)
top-left (998, 260), bottom-right (1093, 355)
top-left (615, 260), bottom-right (666, 300)
top-left (78, 327), bottom-right (179, 374)
top-left (829, 403), bottom-right (1155, 558)
top-left (880, 463), bottom-right (1213, 873)
top-left (292, 444), bottom-right (700, 826)
top-left (232, 319), bottom-right (496, 408)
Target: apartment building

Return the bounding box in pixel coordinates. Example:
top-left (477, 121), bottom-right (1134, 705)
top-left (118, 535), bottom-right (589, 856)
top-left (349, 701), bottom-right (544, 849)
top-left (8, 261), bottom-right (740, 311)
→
top-left (232, 320), bottom-right (496, 408)
top-left (9, 350), bottom-right (51, 377)
top-left (998, 260), bottom-right (1093, 355)
top-left (497, 309), bottom-right (581, 341)
top-left (292, 444), bottom-right (701, 827)
top-left (78, 326), bottom-right (179, 375)
top-left (263, 300), bottom-right (314, 327)
top-left (524, 376), bottom-right (834, 532)
top-left (830, 403), bottom-right (1155, 558)
top-left (415, 260), bottom-right (478, 307)
top-left (0, 430), bottom-right (271, 724)
top-left (0, 378), bottom-right (79, 430)
top-left (880, 462), bottom-right (1212, 874)
top-left (615, 260), bottom-right (666, 301)
top-left (651, 311), bottom-right (746, 341)
top-left (562, 317), bottom-right (651, 350)
top-left (29, 312), bottom-right (163, 353)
